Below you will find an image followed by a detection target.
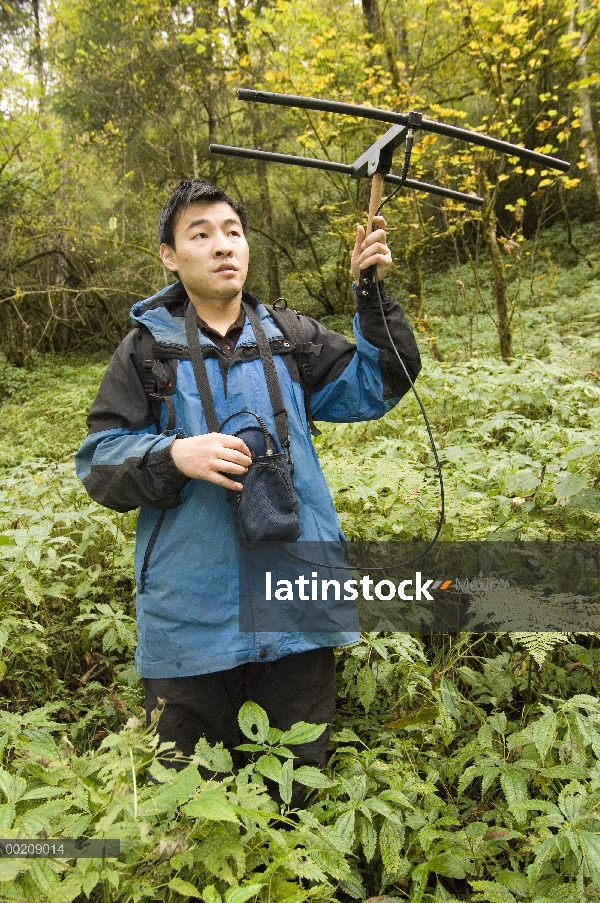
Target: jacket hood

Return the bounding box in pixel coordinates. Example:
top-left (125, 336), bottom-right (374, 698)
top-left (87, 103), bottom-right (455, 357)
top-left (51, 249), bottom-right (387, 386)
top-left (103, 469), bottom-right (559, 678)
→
top-left (129, 281), bottom-right (283, 348)
top-left (130, 282), bottom-right (187, 347)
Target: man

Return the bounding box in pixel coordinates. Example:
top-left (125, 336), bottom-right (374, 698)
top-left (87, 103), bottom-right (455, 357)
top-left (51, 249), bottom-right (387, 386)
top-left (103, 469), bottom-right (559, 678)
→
top-left (76, 179), bottom-right (421, 793)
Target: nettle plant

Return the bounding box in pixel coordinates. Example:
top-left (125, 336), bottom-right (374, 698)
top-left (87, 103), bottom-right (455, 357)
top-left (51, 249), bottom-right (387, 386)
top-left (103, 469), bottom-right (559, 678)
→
top-left (3, 645), bottom-right (600, 902)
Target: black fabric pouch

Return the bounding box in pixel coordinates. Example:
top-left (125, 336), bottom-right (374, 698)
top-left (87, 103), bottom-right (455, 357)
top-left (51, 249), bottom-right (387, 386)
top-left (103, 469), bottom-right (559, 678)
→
top-left (223, 412), bottom-right (301, 546)
top-left (184, 301), bottom-right (301, 546)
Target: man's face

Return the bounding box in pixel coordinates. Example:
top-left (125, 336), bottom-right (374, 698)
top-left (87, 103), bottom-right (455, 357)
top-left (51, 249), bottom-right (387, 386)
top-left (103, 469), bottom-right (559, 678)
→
top-left (159, 201), bottom-right (249, 306)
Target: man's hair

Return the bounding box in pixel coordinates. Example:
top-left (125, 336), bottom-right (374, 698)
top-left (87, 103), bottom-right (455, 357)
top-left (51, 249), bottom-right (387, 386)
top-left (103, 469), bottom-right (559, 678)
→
top-left (158, 179), bottom-right (249, 248)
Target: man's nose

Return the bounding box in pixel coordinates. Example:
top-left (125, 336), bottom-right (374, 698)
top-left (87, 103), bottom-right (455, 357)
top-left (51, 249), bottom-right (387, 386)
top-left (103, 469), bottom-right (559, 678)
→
top-left (214, 238), bottom-right (234, 256)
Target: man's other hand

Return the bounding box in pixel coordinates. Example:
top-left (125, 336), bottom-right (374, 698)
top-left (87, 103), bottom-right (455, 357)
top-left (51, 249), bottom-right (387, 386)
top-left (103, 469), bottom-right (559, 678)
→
top-left (170, 434), bottom-right (252, 491)
top-left (351, 215), bottom-right (392, 284)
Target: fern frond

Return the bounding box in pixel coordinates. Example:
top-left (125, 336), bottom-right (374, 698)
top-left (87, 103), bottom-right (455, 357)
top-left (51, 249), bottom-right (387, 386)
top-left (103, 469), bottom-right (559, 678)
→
top-left (509, 632), bottom-right (570, 666)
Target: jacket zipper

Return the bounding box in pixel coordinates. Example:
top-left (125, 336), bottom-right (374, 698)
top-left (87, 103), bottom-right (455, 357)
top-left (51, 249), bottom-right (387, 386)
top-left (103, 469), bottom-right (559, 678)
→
top-left (139, 511), bottom-right (166, 593)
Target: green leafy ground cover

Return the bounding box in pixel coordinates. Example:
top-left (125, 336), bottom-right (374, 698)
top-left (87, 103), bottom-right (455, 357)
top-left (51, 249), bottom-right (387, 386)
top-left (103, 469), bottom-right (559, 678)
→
top-left (1, 222), bottom-right (600, 902)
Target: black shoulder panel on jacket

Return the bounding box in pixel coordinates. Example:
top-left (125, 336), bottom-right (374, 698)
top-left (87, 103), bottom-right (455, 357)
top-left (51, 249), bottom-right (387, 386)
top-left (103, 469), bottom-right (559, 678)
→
top-left (87, 329), bottom-right (156, 433)
top-left (292, 315), bottom-right (357, 394)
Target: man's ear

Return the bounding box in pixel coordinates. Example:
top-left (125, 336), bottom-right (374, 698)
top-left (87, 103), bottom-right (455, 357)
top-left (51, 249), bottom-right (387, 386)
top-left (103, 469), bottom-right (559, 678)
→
top-left (160, 242), bottom-right (178, 272)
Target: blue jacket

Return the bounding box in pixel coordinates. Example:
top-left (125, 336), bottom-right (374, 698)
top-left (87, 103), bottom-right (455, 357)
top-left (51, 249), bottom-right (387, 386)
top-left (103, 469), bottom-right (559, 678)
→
top-left (75, 282), bottom-right (421, 677)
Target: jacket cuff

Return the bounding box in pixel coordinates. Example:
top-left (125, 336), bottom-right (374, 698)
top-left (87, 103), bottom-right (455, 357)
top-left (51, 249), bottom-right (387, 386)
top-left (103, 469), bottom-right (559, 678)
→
top-left (155, 441), bottom-right (190, 491)
top-left (353, 280), bottom-right (394, 312)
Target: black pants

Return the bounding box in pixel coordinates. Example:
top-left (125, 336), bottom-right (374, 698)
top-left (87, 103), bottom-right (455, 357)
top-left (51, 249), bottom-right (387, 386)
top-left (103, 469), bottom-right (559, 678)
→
top-left (144, 647), bottom-right (336, 804)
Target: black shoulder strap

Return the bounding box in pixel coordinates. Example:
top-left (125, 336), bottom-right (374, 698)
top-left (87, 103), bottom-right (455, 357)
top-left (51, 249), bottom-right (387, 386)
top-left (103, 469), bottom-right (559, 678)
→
top-left (184, 302), bottom-right (220, 433)
top-left (138, 326), bottom-right (176, 432)
top-left (265, 304), bottom-right (322, 437)
top-left (242, 300), bottom-right (290, 455)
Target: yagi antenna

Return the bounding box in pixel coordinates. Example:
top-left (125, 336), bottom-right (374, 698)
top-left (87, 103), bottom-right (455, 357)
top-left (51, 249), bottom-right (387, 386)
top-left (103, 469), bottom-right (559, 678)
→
top-left (210, 88), bottom-right (570, 222)
top-left (211, 87), bottom-right (569, 305)
top-left (210, 90), bottom-right (569, 572)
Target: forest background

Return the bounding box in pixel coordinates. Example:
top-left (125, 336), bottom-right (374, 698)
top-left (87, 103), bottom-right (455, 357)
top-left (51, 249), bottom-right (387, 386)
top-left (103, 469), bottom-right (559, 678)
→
top-left (3, 0), bottom-right (600, 902)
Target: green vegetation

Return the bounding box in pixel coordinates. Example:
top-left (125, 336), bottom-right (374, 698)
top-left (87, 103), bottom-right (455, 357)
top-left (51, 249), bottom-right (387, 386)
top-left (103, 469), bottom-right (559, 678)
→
top-left (2, 0), bottom-right (600, 898)
top-left (2, 218), bottom-right (600, 900)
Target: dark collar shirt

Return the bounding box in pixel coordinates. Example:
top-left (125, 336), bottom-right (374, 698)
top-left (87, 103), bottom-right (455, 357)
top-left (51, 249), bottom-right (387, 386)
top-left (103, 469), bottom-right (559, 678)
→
top-left (196, 306), bottom-right (245, 359)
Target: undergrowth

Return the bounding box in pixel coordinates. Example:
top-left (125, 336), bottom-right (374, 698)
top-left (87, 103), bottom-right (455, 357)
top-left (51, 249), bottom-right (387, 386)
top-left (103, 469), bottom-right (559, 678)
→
top-left (1, 224), bottom-right (600, 901)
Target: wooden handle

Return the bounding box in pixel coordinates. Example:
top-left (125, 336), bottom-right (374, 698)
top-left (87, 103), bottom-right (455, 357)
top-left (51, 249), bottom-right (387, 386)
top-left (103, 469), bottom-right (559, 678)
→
top-left (367, 172), bottom-right (384, 232)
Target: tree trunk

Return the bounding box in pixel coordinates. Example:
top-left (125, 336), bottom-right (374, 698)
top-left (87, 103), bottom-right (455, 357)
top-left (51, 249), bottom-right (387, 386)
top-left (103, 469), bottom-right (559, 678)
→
top-left (206, 105), bottom-right (217, 182)
top-left (231, 0), bottom-right (281, 300)
top-left (362, 0), bottom-right (383, 40)
top-left (256, 154), bottom-right (281, 300)
top-left (406, 244), bottom-right (443, 362)
top-left (483, 200), bottom-right (513, 361)
top-left (362, 0), bottom-right (400, 89)
top-left (575, 0), bottom-right (600, 205)
top-left (30, 0), bottom-right (45, 96)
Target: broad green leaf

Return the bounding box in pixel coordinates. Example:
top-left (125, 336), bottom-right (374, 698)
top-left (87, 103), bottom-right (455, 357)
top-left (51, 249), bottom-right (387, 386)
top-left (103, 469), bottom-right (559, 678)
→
top-left (496, 870), bottom-right (529, 896)
top-left (359, 814), bottom-right (377, 862)
top-left (0, 769), bottom-right (26, 804)
top-left (238, 701), bottom-right (269, 743)
top-left (509, 469), bottom-right (540, 496)
top-left (478, 722), bottom-right (494, 749)
top-left (500, 768), bottom-right (528, 821)
top-left (21, 786), bottom-right (65, 801)
top-left (182, 790), bottom-right (239, 824)
top-left (458, 764), bottom-right (486, 795)
top-left (541, 764), bottom-right (588, 780)
top-left (254, 754), bottom-right (283, 784)
top-left (488, 712), bottom-right (507, 735)
top-left (559, 786), bottom-right (585, 821)
top-left (29, 859), bottom-right (59, 895)
top-left (81, 869), bottom-right (100, 897)
top-left (339, 871), bottom-right (365, 901)
top-left (169, 877), bottom-right (203, 898)
top-left (148, 759), bottom-right (176, 784)
top-left (362, 796), bottom-right (402, 823)
top-left (0, 803), bottom-right (14, 830)
top-left (532, 712), bottom-right (557, 762)
top-left (379, 819), bottom-right (404, 874)
top-left (553, 471), bottom-right (588, 499)
top-left (202, 886), bottom-right (222, 903)
top-left (171, 764), bottom-right (205, 802)
top-left (427, 853), bottom-right (467, 878)
top-left (568, 489), bottom-right (600, 512)
top-left (280, 758), bottom-right (293, 807)
top-left (469, 880), bottom-right (516, 902)
top-left (47, 876), bottom-right (84, 903)
top-left (334, 809), bottom-right (356, 847)
top-left (330, 728), bottom-right (361, 743)
top-left (578, 830), bottom-right (600, 886)
top-left (279, 721), bottom-right (327, 746)
top-left (292, 766), bottom-right (335, 788)
top-left (0, 858), bottom-right (27, 881)
top-left (356, 665), bottom-right (377, 713)
top-left (224, 883), bottom-right (264, 903)
top-left (528, 836), bottom-right (557, 886)
top-left (410, 861), bottom-right (430, 903)
top-left (192, 738), bottom-right (233, 773)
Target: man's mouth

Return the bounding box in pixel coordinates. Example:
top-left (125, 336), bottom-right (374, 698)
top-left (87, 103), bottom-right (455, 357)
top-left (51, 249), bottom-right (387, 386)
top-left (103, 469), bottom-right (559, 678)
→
top-left (216, 264), bottom-right (237, 273)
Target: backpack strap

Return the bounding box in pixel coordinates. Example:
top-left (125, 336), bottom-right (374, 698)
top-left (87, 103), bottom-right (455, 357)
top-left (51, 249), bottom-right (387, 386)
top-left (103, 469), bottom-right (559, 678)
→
top-left (265, 303), bottom-right (322, 437)
top-left (242, 300), bottom-right (292, 460)
top-left (138, 326), bottom-right (176, 432)
top-left (184, 302), bottom-right (221, 433)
